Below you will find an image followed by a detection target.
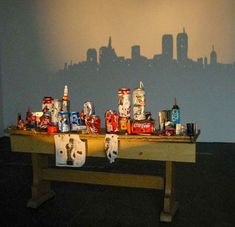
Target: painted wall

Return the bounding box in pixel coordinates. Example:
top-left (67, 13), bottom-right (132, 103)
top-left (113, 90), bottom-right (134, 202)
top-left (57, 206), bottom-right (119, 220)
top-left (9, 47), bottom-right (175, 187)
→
top-left (0, 1), bottom-right (235, 142)
top-left (0, 47), bottom-right (3, 137)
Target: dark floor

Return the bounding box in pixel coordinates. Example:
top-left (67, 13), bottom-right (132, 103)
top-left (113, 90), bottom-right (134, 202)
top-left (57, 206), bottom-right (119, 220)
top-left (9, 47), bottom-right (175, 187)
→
top-left (0, 137), bottom-right (235, 227)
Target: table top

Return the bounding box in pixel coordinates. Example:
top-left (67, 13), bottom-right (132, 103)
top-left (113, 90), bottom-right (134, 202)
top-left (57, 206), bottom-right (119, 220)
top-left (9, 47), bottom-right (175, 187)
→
top-left (5, 128), bottom-right (198, 162)
top-left (5, 128), bottom-right (200, 143)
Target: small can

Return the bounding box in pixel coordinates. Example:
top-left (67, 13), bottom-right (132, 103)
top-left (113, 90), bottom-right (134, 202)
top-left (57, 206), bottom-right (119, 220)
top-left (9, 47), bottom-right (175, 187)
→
top-left (132, 81), bottom-right (145, 121)
top-left (118, 88), bottom-right (131, 118)
top-left (158, 110), bottom-right (171, 130)
top-left (105, 110), bottom-right (119, 133)
top-left (84, 101), bottom-right (95, 117)
top-left (119, 117), bottom-right (129, 133)
top-left (131, 120), bottom-right (154, 135)
top-left (85, 115), bottom-right (101, 134)
top-left (58, 112), bottom-right (70, 132)
top-left (31, 112), bottom-right (44, 128)
top-left (39, 111), bottom-right (51, 130)
top-left (70, 112), bottom-right (81, 131)
top-left (133, 105), bottom-right (145, 121)
top-left (42, 97), bottom-right (53, 113)
top-left (51, 99), bottom-right (62, 125)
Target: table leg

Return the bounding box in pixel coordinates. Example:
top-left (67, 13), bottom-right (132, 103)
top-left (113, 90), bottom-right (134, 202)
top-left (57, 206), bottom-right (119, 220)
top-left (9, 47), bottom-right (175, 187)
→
top-left (27, 153), bottom-right (55, 208)
top-left (160, 161), bottom-right (178, 222)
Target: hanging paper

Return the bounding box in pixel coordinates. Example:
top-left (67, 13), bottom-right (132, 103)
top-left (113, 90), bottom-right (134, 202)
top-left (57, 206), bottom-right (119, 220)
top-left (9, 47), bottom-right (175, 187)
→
top-left (54, 134), bottom-right (86, 167)
top-left (105, 134), bottom-right (119, 163)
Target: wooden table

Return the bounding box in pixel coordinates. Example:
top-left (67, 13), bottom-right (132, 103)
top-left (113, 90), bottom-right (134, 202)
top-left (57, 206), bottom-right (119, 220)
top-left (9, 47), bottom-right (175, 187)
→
top-left (5, 129), bottom-right (199, 222)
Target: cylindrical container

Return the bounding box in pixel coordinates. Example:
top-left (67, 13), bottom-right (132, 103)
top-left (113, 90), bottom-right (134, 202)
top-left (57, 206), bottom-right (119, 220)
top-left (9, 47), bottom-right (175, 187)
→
top-left (58, 112), bottom-right (70, 132)
top-left (186, 123), bottom-right (195, 136)
top-left (85, 115), bottom-right (101, 133)
top-left (158, 111), bottom-right (167, 130)
top-left (70, 112), bottom-right (81, 131)
top-left (131, 120), bottom-right (154, 135)
top-left (51, 99), bottom-right (62, 125)
top-left (133, 106), bottom-right (145, 121)
top-left (132, 81), bottom-right (145, 121)
top-left (42, 97), bottom-right (53, 113)
top-left (39, 111), bottom-right (51, 130)
top-left (118, 88), bottom-right (131, 118)
top-left (105, 110), bottom-right (119, 133)
top-left (84, 101), bottom-right (95, 117)
top-left (61, 85), bottom-right (70, 112)
top-left (119, 117), bottom-right (128, 133)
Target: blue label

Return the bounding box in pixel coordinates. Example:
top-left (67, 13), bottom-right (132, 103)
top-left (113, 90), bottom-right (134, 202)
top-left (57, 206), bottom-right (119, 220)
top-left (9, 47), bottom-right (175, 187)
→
top-left (171, 109), bottom-right (180, 124)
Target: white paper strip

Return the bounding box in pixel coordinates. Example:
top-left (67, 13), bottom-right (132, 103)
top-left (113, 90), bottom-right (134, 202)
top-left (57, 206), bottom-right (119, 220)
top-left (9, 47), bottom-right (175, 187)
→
top-left (54, 134), bottom-right (86, 167)
top-left (105, 134), bottom-right (119, 163)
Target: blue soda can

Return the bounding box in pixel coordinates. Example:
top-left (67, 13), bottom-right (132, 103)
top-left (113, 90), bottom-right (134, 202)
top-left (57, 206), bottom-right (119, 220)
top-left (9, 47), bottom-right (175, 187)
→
top-left (70, 112), bottom-right (81, 131)
top-left (58, 112), bottom-right (70, 132)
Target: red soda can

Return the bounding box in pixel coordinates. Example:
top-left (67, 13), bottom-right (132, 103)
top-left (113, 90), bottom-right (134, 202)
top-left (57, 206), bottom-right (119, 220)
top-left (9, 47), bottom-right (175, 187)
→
top-left (42, 97), bottom-right (53, 113)
top-left (105, 110), bottom-right (119, 133)
top-left (85, 115), bottom-right (101, 134)
top-left (39, 112), bottom-right (51, 131)
top-left (131, 120), bottom-right (154, 135)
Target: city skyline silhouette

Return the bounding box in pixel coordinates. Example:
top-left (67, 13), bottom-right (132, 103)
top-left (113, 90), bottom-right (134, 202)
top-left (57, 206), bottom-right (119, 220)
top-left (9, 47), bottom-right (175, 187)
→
top-left (59, 29), bottom-right (235, 74)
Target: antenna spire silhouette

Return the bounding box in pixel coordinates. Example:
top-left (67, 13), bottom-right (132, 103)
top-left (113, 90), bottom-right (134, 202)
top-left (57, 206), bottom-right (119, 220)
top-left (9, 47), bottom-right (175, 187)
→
top-left (108, 36), bottom-right (112, 49)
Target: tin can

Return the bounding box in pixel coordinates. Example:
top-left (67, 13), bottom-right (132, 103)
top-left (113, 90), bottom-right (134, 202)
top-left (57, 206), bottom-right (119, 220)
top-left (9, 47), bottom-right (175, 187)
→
top-left (42, 97), bottom-right (53, 113)
top-left (105, 110), bottom-right (119, 133)
top-left (84, 101), bottom-right (95, 117)
top-left (132, 81), bottom-right (145, 121)
top-left (39, 111), bottom-right (51, 130)
top-left (58, 112), bottom-right (70, 132)
top-left (118, 88), bottom-right (131, 118)
top-left (158, 110), bottom-right (171, 130)
top-left (70, 112), bottom-right (81, 131)
top-left (119, 117), bottom-right (129, 133)
top-left (85, 115), bottom-right (101, 134)
top-left (131, 120), bottom-right (154, 135)
top-left (51, 99), bottom-right (62, 125)
top-left (31, 112), bottom-right (43, 128)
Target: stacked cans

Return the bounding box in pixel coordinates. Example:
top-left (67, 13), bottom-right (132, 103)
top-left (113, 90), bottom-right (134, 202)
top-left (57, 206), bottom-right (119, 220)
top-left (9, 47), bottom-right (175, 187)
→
top-left (118, 88), bottom-right (131, 132)
top-left (132, 81), bottom-right (146, 121)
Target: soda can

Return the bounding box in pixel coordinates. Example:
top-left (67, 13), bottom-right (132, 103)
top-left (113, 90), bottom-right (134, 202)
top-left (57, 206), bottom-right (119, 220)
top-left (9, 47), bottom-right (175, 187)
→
top-left (84, 101), bottom-right (95, 117)
top-left (158, 110), bottom-right (171, 130)
top-left (133, 105), bottom-right (145, 121)
top-left (131, 120), bottom-right (154, 135)
top-left (31, 112), bottom-right (43, 128)
top-left (132, 81), bottom-right (146, 121)
top-left (85, 115), bottom-right (101, 134)
top-left (118, 88), bottom-right (131, 118)
top-left (105, 110), bottom-right (119, 133)
top-left (70, 112), bottom-right (81, 131)
top-left (42, 97), bottom-right (53, 113)
top-left (58, 112), bottom-right (70, 132)
top-left (39, 111), bottom-right (51, 130)
top-left (119, 117), bottom-right (128, 133)
top-left (51, 99), bottom-right (62, 125)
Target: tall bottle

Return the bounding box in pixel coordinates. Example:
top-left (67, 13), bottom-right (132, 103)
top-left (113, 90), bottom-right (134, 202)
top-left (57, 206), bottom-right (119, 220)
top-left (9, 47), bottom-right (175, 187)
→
top-left (171, 97), bottom-right (180, 125)
top-left (61, 85), bottom-right (70, 112)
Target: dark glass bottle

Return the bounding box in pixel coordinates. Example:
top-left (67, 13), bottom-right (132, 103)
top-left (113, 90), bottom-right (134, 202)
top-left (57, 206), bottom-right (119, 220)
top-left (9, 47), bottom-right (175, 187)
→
top-left (171, 98), bottom-right (180, 125)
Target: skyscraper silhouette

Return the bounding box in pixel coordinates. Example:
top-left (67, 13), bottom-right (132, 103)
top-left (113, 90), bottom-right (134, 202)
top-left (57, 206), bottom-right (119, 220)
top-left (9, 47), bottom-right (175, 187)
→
top-left (87, 48), bottom-right (97, 65)
top-left (99, 37), bottom-right (117, 65)
top-left (162, 34), bottom-right (173, 62)
top-left (210, 45), bottom-right (217, 65)
top-left (131, 45), bottom-right (141, 60)
top-left (177, 28), bottom-right (188, 64)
